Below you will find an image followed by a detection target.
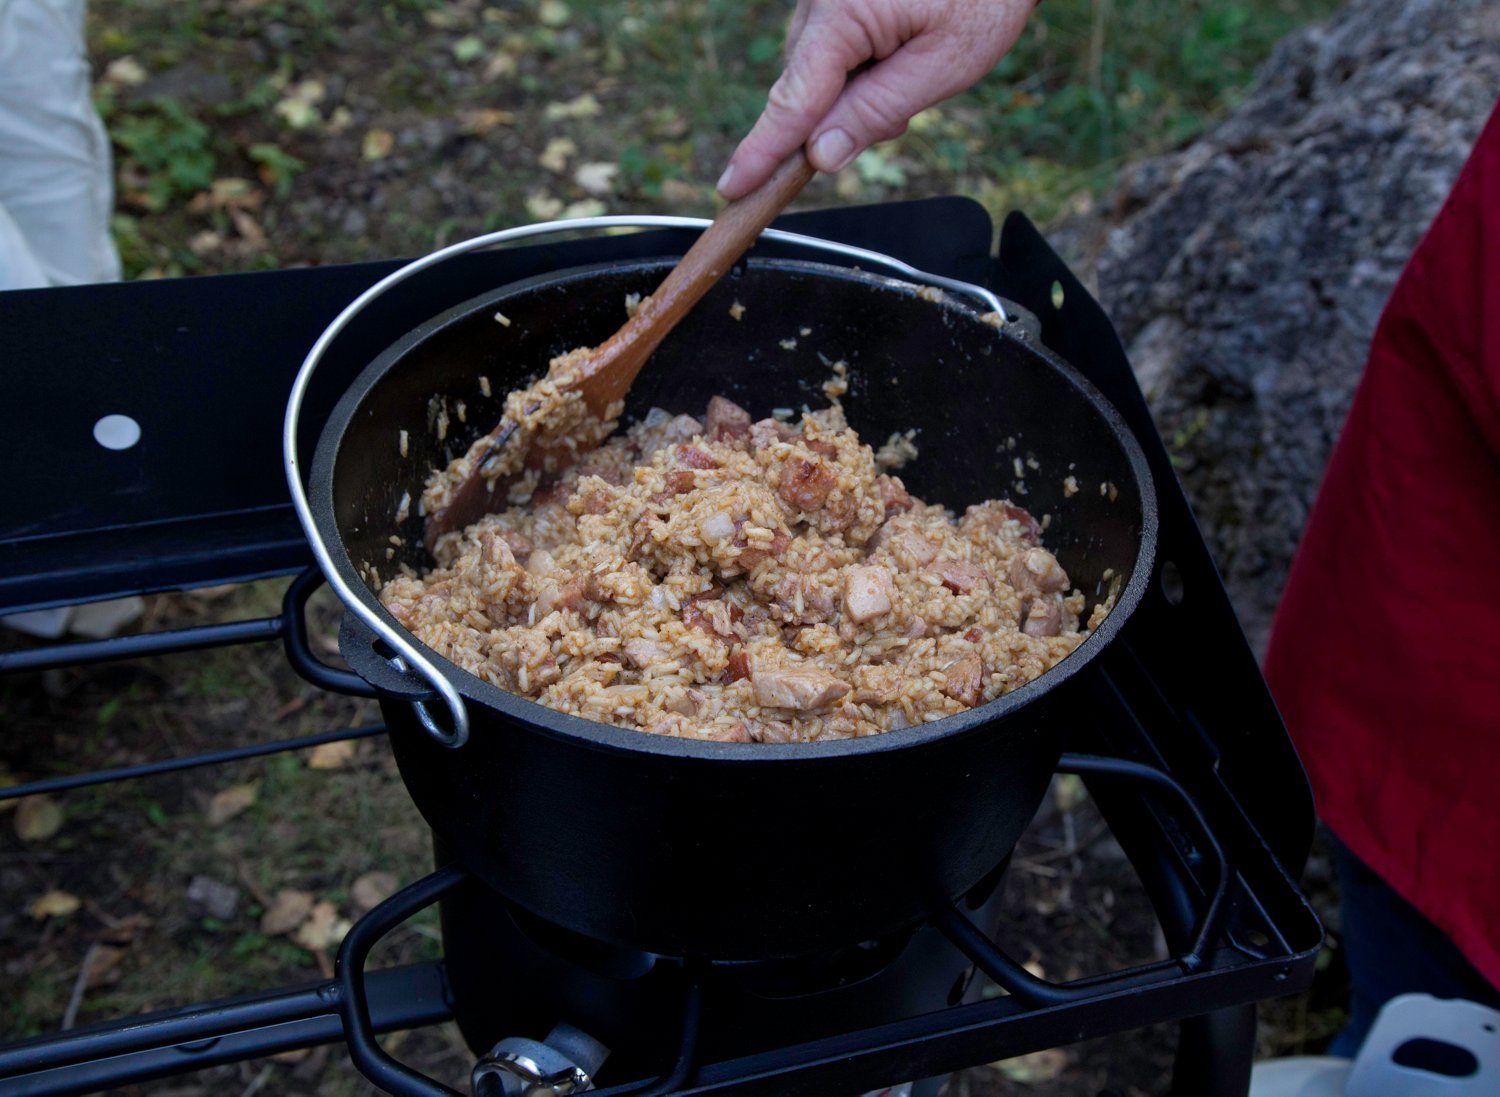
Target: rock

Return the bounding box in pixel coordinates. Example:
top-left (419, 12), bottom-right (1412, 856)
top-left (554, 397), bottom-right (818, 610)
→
top-left (185, 875), bottom-right (240, 921)
top-left (1094, 0), bottom-right (1500, 653)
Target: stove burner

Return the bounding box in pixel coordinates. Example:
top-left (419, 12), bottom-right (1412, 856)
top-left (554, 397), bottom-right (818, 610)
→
top-left (0, 203), bottom-right (1321, 1097)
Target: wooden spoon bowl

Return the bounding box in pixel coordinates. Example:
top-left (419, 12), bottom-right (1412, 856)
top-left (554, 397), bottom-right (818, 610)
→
top-left (424, 152), bottom-right (816, 550)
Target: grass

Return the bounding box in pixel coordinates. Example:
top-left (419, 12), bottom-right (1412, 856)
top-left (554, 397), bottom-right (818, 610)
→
top-left (84, 0), bottom-right (1342, 277)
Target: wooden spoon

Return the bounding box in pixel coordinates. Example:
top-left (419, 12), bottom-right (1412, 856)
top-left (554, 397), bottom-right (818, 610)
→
top-left (424, 151), bottom-right (816, 550)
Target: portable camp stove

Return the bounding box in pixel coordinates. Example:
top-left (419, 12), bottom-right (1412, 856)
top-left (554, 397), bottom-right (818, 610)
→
top-left (0, 201), bottom-right (1322, 1096)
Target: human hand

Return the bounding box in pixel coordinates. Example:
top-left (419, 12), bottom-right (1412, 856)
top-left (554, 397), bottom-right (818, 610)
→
top-left (717, 0), bottom-right (1037, 199)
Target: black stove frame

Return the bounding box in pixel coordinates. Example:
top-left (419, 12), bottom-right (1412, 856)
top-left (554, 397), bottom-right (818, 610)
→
top-left (0, 202), bottom-right (1322, 1096)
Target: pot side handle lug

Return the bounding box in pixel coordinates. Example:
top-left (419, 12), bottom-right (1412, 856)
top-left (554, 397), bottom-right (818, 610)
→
top-left (339, 612), bottom-right (439, 703)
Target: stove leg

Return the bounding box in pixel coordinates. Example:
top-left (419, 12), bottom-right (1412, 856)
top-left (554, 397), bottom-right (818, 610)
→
top-left (1171, 1003), bottom-right (1255, 1097)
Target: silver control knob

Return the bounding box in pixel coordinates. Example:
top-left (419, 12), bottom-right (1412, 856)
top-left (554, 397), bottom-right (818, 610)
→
top-left (472, 1023), bottom-right (609, 1097)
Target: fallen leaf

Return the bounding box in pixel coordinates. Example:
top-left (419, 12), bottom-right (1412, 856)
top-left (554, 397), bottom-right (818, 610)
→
top-left (103, 56), bottom-right (148, 87)
top-left (188, 229), bottom-right (224, 257)
top-left (543, 93), bottom-right (601, 121)
top-left (451, 34), bottom-right (485, 63)
top-left (362, 128), bottom-right (394, 161)
top-left (422, 7), bottom-right (464, 28)
top-left (30, 889), bottom-right (81, 920)
top-left (274, 96), bottom-right (321, 130)
top-left (908, 106), bottom-right (944, 134)
top-left (573, 161), bottom-right (618, 196)
top-left (538, 0), bottom-right (571, 27)
top-left (323, 105), bottom-right (354, 135)
top-left (1053, 773), bottom-right (1087, 812)
top-left (15, 795), bottom-right (63, 842)
top-left (306, 739), bottom-right (355, 770)
top-left (525, 192), bottom-right (564, 220)
top-left (97, 913), bottom-right (152, 946)
top-left (207, 781), bottom-right (259, 826)
top-left (291, 78), bottom-right (326, 103)
top-left (561, 199), bottom-right (607, 220)
top-left (853, 147), bottom-right (906, 188)
top-left (457, 108), bottom-right (516, 136)
top-left (229, 208), bottom-right (269, 251)
top-left (657, 178), bottom-right (704, 206)
top-left (273, 79), bottom-right (325, 130)
top-left (992, 1048), bottom-right (1067, 1084)
top-left (351, 871), bottom-right (399, 912)
top-left (292, 900), bottom-right (351, 952)
top-left (195, 178), bottom-right (265, 213)
top-left (539, 136), bottom-right (577, 173)
top-left (482, 51), bottom-right (517, 81)
top-left (260, 888), bottom-right (315, 935)
top-left (84, 944), bottom-right (128, 989)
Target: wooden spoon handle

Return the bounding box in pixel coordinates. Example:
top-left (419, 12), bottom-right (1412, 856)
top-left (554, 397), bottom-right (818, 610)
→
top-left (572, 150), bottom-right (816, 409)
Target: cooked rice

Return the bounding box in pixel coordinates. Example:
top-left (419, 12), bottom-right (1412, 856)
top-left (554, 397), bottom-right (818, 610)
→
top-left (382, 396), bottom-right (1108, 744)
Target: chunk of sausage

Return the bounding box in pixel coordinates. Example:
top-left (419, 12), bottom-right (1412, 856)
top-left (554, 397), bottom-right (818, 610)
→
top-left (747, 719), bottom-right (796, 744)
top-left (748, 418), bottom-right (797, 452)
top-left (876, 474), bottom-right (913, 514)
top-left (1008, 548), bottom-right (1070, 595)
top-left (1022, 596), bottom-right (1062, 638)
top-left (634, 411), bottom-right (704, 459)
top-left (536, 574), bottom-right (587, 615)
top-left (703, 721), bottom-right (751, 743)
top-left (963, 500), bottom-right (1040, 545)
top-left (934, 558), bottom-right (987, 594)
top-left (843, 566), bottom-right (894, 624)
top-left (779, 459), bottom-right (837, 511)
top-left (705, 396), bottom-right (751, 442)
top-left (682, 598), bottom-right (742, 639)
top-left (622, 638), bottom-right (668, 669)
top-left (770, 575), bottom-right (837, 625)
top-left (736, 529), bottom-right (791, 568)
top-left (750, 665), bottom-right (850, 711)
top-left (941, 654), bottom-right (984, 707)
top-left (886, 529), bottom-right (938, 568)
top-left (675, 444), bottom-right (720, 470)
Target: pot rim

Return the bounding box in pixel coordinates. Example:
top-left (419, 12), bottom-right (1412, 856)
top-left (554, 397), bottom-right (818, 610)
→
top-left (295, 242), bottom-right (1158, 760)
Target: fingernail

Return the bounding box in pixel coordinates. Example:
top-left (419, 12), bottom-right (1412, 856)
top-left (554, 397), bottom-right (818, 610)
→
top-left (716, 164), bottom-right (736, 195)
top-left (811, 128), bottom-right (856, 172)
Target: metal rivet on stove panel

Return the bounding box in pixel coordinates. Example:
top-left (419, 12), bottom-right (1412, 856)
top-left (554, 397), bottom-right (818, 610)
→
top-left (93, 414), bottom-right (141, 451)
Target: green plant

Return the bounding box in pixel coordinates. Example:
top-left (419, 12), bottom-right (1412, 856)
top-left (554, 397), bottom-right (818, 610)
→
top-left (110, 97), bottom-right (218, 211)
top-left (249, 142), bottom-right (305, 197)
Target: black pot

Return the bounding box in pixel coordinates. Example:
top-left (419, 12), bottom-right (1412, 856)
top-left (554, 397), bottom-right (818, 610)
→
top-left (307, 256), bottom-right (1157, 960)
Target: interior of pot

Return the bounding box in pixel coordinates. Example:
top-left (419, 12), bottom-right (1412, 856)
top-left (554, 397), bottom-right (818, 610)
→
top-left (315, 257), bottom-right (1154, 720)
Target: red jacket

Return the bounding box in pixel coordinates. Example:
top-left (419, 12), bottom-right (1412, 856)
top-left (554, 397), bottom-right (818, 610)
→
top-left (1265, 98), bottom-right (1500, 989)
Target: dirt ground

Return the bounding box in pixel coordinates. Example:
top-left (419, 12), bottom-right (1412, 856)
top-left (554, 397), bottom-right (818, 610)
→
top-left (1, 581), bottom-right (1346, 1095)
top-left (3, 0), bottom-right (1351, 1091)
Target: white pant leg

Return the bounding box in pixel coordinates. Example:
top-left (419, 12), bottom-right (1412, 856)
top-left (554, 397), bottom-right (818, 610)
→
top-left (0, 0), bottom-right (121, 290)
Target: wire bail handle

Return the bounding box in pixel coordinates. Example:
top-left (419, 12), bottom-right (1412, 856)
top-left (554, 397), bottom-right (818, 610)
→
top-left (283, 215), bottom-right (1013, 748)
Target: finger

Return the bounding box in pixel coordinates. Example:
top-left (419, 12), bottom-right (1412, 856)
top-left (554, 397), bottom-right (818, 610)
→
top-left (805, 31), bottom-right (1014, 173)
top-left (718, 16), bottom-right (867, 198)
top-left (784, 0), bottom-right (813, 61)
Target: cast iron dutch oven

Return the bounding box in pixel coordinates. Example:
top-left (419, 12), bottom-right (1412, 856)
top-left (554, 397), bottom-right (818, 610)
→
top-left (285, 220), bottom-right (1157, 962)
